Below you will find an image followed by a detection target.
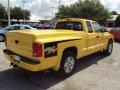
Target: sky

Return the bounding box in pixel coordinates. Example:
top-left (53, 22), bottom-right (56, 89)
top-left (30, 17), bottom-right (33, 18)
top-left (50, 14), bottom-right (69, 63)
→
top-left (0, 0), bottom-right (120, 21)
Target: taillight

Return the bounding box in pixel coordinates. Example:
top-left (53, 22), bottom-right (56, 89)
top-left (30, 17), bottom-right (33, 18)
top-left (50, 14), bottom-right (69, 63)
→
top-left (32, 43), bottom-right (42, 57)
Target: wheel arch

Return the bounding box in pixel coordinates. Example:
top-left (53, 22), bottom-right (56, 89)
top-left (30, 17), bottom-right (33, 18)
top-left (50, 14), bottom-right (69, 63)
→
top-left (63, 46), bottom-right (78, 58)
top-left (52, 46), bottom-right (78, 71)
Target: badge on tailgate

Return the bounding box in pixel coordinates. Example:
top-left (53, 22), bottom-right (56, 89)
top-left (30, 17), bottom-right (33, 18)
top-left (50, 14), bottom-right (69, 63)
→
top-left (15, 40), bottom-right (19, 44)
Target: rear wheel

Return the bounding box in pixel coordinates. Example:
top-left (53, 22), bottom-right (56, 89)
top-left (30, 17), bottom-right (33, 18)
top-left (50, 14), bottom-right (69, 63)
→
top-left (104, 40), bottom-right (113, 55)
top-left (58, 51), bottom-right (76, 77)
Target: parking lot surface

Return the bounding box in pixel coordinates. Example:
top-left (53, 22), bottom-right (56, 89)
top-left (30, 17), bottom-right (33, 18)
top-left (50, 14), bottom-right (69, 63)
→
top-left (0, 42), bottom-right (120, 90)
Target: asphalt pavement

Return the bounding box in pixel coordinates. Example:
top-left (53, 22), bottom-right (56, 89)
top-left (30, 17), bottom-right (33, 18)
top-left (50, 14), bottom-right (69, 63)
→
top-left (0, 42), bottom-right (120, 90)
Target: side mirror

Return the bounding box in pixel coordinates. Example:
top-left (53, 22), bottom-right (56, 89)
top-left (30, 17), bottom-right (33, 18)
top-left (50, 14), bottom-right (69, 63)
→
top-left (100, 28), bottom-right (104, 33)
top-left (101, 28), bottom-right (107, 32)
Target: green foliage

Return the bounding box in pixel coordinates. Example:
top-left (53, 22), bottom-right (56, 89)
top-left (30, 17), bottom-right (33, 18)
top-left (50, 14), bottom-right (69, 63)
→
top-left (0, 4), bottom-right (30, 22)
top-left (11, 7), bottom-right (31, 21)
top-left (56, 0), bottom-right (111, 25)
top-left (115, 15), bottom-right (120, 27)
top-left (10, 7), bottom-right (23, 21)
top-left (24, 10), bottom-right (31, 20)
top-left (0, 4), bottom-right (7, 20)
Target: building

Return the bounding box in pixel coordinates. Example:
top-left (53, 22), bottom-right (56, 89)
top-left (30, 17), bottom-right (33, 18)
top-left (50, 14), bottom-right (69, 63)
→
top-left (107, 15), bottom-right (118, 27)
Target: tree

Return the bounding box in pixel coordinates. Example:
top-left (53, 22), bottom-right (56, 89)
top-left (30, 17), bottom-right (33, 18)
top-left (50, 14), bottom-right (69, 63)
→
top-left (23, 10), bottom-right (31, 20)
top-left (56, 0), bottom-right (110, 25)
top-left (11, 7), bottom-right (31, 22)
top-left (0, 4), bottom-right (7, 20)
top-left (115, 15), bottom-right (120, 27)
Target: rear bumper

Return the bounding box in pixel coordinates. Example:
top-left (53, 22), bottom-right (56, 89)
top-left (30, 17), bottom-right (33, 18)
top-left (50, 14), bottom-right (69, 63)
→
top-left (3, 49), bottom-right (41, 71)
top-left (3, 49), bottom-right (40, 65)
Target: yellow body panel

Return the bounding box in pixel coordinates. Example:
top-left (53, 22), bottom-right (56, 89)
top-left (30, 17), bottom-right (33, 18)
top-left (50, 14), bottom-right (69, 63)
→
top-left (4, 18), bottom-right (113, 71)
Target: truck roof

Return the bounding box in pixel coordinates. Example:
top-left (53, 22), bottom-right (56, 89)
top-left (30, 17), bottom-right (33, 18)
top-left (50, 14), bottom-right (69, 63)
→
top-left (57, 18), bottom-right (95, 22)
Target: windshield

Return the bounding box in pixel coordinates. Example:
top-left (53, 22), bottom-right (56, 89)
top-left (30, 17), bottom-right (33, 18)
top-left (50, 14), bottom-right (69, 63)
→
top-left (55, 22), bottom-right (83, 31)
top-left (4, 26), bottom-right (11, 30)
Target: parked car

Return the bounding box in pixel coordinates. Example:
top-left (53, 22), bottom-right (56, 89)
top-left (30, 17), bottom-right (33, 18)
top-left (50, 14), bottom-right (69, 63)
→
top-left (102, 27), bottom-right (109, 32)
top-left (0, 24), bottom-right (35, 42)
top-left (37, 23), bottom-right (51, 29)
top-left (28, 23), bottom-right (39, 28)
top-left (109, 27), bottom-right (120, 41)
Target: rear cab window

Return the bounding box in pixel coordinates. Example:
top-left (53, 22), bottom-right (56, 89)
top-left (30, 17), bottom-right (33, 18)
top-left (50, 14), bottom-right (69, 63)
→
top-left (55, 21), bottom-right (83, 31)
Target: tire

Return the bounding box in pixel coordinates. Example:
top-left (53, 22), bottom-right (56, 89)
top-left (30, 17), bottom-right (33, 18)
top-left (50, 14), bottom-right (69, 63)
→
top-left (104, 40), bottom-right (113, 55)
top-left (58, 51), bottom-right (76, 77)
top-left (0, 34), bottom-right (5, 42)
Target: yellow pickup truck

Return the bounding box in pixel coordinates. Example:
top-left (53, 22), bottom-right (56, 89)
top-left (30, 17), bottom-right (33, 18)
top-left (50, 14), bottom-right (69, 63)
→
top-left (3, 18), bottom-right (113, 76)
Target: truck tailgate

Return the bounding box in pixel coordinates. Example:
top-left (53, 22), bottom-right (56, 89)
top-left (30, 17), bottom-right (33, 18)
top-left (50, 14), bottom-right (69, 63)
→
top-left (6, 31), bottom-right (36, 58)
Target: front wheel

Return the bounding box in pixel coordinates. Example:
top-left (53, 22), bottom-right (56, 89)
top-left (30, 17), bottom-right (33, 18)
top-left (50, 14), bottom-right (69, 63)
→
top-left (58, 51), bottom-right (76, 77)
top-left (104, 40), bottom-right (113, 55)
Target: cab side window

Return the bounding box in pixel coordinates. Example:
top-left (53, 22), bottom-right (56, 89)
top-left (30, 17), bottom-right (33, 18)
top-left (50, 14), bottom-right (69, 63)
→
top-left (92, 22), bottom-right (102, 33)
top-left (86, 21), bottom-right (93, 33)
